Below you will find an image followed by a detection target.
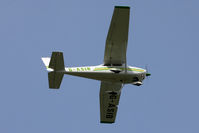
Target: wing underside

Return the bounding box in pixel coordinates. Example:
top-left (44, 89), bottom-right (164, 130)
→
top-left (104, 6), bottom-right (130, 66)
top-left (100, 81), bottom-right (122, 123)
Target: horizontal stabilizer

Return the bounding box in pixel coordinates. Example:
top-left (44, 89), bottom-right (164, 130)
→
top-left (49, 52), bottom-right (65, 71)
top-left (47, 52), bottom-right (65, 89)
top-left (48, 72), bottom-right (64, 89)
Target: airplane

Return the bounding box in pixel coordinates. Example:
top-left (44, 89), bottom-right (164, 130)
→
top-left (41, 6), bottom-right (151, 124)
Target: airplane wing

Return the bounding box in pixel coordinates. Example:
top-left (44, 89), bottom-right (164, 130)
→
top-left (100, 81), bottom-right (122, 123)
top-left (104, 6), bottom-right (130, 66)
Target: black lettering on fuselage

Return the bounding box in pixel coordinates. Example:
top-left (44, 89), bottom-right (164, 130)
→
top-left (109, 91), bottom-right (117, 99)
top-left (106, 114), bottom-right (113, 119)
top-left (108, 103), bottom-right (115, 108)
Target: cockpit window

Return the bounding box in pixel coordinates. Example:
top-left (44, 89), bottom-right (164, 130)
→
top-left (103, 64), bottom-right (111, 66)
top-left (103, 64), bottom-right (122, 66)
top-left (112, 64), bottom-right (122, 66)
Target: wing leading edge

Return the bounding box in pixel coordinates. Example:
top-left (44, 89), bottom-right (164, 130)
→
top-left (100, 81), bottom-right (122, 123)
top-left (104, 6), bottom-right (130, 66)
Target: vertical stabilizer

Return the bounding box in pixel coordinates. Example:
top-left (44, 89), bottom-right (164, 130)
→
top-left (41, 57), bottom-right (50, 68)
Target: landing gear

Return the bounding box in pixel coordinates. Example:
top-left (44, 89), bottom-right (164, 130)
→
top-left (132, 81), bottom-right (142, 86)
top-left (132, 77), bottom-right (142, 86)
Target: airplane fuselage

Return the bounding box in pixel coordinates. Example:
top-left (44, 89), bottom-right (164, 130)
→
top-left (57, 65), bottom-right (147, 85)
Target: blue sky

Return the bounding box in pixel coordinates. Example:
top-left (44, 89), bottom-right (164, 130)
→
top-left (0, 0), bottom-right (199, 133)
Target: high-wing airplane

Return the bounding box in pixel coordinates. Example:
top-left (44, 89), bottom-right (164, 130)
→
top-left (41, 6), bottom-right (151, 124)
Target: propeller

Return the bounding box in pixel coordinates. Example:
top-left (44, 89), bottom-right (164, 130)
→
top-left (145, 65), bottom-right (151, 77)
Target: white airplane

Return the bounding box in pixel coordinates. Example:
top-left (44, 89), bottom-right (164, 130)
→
top-left (42, 6), bottom-right (151, 124)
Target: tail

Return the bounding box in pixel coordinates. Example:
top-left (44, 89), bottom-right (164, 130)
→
top-left (41, 52), bottom-right (65, 89)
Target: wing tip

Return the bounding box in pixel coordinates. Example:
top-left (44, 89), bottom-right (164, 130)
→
top-left (100, 121), bottom-right (114, 124)
top-left (115, 6), bottom-right (130, 9)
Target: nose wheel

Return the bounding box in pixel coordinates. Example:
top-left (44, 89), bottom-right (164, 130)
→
top-left (132, 81), bottom-right (142, 86)
top-left (132, 77), bottom-right (142, 86)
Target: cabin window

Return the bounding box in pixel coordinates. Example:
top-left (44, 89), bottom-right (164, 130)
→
top-left (103, 64), bottom-right (122, 66)
top-left (112, 64), bottom-right (122, 66)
